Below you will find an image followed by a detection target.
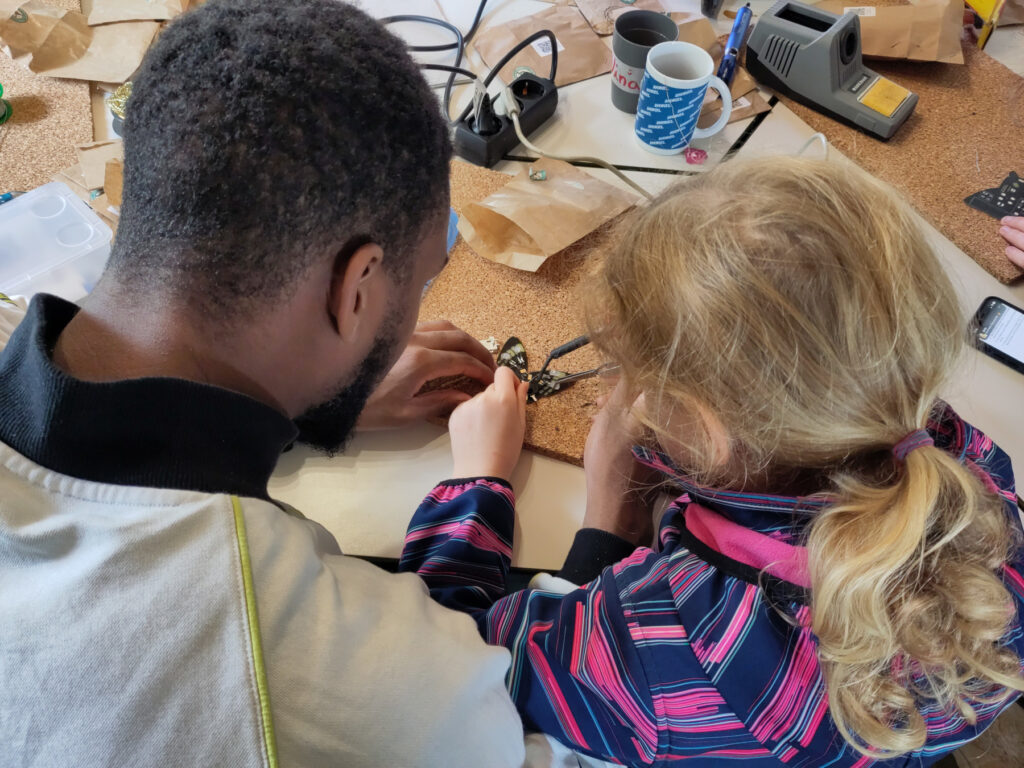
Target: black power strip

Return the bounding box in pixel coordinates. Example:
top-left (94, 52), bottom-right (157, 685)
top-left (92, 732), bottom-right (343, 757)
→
top-left (453, 73), bottom-right (558, 168)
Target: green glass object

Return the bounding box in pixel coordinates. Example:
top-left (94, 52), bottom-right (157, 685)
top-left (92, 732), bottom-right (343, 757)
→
top-left (0, 90), bottom-right (11, 126)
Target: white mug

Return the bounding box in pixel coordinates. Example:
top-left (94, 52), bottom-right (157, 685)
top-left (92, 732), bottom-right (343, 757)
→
top-left (634, 41), bottom-right (732, 155)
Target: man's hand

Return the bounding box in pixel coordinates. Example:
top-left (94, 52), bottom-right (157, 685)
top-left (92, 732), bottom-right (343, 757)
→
top-left (358, 320), bottom-right (497, 431)
top-left (449, 366), bottom-right (529, 481)
top-left (582, 382), bottom-right (656, 546)
top-left (1001, 216), bottom-right (1024, 269)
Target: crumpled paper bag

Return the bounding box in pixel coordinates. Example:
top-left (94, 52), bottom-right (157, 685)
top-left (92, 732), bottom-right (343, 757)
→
top-left (459, 158), bottom-right (638, 272)
top-left (0, 0), bottom-right (159, 82)
top-left (818, 0), bottom-right (965, 64)
top-left (698, 90), bottom-right (772, 128)
top-left (82, 0), bottom-right (187, 25)
top-left (1001, 0), bottom-right (1024, 25)
top-left (76, 139), bottom-right (122, 189)
top-left (575, 0), bottom-right (668, 35)
top-left (0, 0), bottom-right (91, 71)
top-left (104, 157), bottom-right (124, 207)
top-left (473, 5), bottom-right (611, 87)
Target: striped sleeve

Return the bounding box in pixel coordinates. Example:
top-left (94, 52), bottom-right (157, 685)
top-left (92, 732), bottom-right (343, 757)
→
top-left (399, 477), bottom-right (516, 612)
top-left (400, 480), bottom-right (665, 764)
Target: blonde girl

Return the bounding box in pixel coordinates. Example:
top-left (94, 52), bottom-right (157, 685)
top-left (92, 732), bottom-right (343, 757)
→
top-left (399, 156), bottom-right (1024, 766)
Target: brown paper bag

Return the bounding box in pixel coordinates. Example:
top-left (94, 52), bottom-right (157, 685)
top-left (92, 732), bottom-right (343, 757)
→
top-left (675, 15), bottom-right (719, 54)
top-left (698, 89), bottom-right (771, 128)
top-left (77, 139), bottom-right (122, 189)
top-left (0, 0), bottom-right (159, 82)
top-left (0, 0), bottom-right (92, 72)
top-left (459, 158), bottom-right (638, 272)
top-left (51, 163), bottom-right (92, 203)
top-left (1001, 0), bottom-right (1024, 25)
top-left (817, 0), bottom-right (964, 64)
top-left (575, 0), bottom-right (668, 35)
top-left (473, 5), bottom-right (611, 87)
top-left (82, 0), bottom-right (186, 25)
top-left (88, 193), bottom-right (119, 231)
top-left (34, 20), bottom-right (159, 81)
top-left (104, 158), bottom-right (124, 207)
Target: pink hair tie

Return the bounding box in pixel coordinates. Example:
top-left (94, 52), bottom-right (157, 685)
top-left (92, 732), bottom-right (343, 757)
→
top-left (893, 429), bottom-right (934, 461)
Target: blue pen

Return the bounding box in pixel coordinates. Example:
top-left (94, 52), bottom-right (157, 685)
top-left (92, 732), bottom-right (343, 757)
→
top-left (0, 191), bottom-right (25, 206)
top-left (716, 3), bottom-right (752, 87)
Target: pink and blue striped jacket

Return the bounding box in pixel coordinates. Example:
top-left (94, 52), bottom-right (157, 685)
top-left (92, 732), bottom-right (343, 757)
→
top-left (400, 404), bottom-right (1024, 767)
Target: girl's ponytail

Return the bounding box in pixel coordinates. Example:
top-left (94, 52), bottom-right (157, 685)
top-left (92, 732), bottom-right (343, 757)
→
top-left (808, 435), bottom-right (1022, 757)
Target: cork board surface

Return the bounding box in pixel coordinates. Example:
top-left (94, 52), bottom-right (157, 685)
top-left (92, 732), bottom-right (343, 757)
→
top-left (420, 161), bottom-right (618, 466)
top-left (780, 27), bottom-right (1024, 284)
top-left (0, 0), bottom-right (93, 190)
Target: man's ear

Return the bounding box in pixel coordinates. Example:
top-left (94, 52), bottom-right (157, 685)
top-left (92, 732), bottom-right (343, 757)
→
top-left (328, 242), bottom-right (385, 342)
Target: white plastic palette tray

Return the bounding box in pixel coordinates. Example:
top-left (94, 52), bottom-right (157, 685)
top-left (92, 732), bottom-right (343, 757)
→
top-left (0, 182), bottom-right (112, 302)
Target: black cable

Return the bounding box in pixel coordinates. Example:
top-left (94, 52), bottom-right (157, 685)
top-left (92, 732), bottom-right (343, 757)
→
top-left (452, 29), bottom-right (559, 126)
top-left (462, 0), bottom-right (489, 46)
top-left (382, 14), bottom-right (465, 118)
top-left (381, 14), bottom-right (463, 53)
top-left (460, 0), bottom-right (487, 46)
top-left (382, 10), bottom-right (559, 128)
top-left (382, 1), bottom-right (488, 119)
top-left (421, 64), bottom-right (479, 82)
top-left (383, 0), bottom-right (489, 51)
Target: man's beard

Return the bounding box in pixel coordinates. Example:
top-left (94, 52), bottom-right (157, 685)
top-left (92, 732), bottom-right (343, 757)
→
top-left (293, 325), bottom-right (399, 455)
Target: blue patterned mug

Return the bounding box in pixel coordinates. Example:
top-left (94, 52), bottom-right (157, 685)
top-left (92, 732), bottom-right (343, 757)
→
top-left (634, 42), bottom-right (732, 155)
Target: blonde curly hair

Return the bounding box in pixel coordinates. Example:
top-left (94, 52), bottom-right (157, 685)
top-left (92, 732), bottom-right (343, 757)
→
top-left (586, 156), bottom-right (1024, 757)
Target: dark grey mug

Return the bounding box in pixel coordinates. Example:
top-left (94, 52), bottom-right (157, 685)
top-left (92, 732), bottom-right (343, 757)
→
top-left (611, 10), bottom-right (679, 114)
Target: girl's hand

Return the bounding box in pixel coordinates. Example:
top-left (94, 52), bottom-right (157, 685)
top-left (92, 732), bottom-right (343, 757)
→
top-left (449, 366), bottom-right (529, 481)
top-left (1001, 216), bottom-right (1024, 269)
top-left (582, 382), bottom-right (656, 546)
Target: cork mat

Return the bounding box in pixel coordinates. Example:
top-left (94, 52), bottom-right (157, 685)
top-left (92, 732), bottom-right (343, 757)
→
top-left (0, 0), bottom-right (93, 190)
top-left (780, 33), bottom-right (1024, 283)
top-left (420, 161), bottom-right (619, 466)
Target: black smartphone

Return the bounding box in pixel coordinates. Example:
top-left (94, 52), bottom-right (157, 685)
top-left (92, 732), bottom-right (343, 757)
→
top-left (973, 296), bottom-right (1024, 375)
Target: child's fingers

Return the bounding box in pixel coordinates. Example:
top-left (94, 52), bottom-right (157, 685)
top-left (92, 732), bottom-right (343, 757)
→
top-left (517, 377), bottom-right (529, 421)
top-left (1007, 244), bottom-right (1024, 269)
top-left (1001, 223), bottom-right (1024, 252)
top-left (609, 379), bottom-right (640, 408)
top-left (492, 366), bottom-right (519, 399)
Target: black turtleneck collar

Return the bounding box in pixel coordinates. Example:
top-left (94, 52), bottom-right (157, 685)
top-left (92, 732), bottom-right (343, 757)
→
top-left (0, 294), bottom-right (299, 500)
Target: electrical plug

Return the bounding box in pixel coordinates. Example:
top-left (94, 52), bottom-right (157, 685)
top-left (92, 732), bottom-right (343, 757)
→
top-left (453, 73), bottom-right (558, 168)
top-left (471, 92), bottom-right (502, 136)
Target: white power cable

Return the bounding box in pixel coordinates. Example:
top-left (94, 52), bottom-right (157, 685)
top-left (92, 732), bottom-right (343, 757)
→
top-left (471, 80), bottom-right (488, 126)
top-left (504, 88), bottom-right (654, 202)
top-left (796, 132), bottom-right (828, 158)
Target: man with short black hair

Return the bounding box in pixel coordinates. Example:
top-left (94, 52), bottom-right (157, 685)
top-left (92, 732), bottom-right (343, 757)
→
top-left (0, 1), bottom-right (525, 766)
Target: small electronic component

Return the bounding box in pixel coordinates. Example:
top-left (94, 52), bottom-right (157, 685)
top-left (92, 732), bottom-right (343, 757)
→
top-left (746, 0), bottom-right (917, 140)
top-left (496, 335), bottom-right (618, 403)
top-left (965, 172), bottom-right (1024, 219)
top-left (497, 337), bottom-right (568, 402)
